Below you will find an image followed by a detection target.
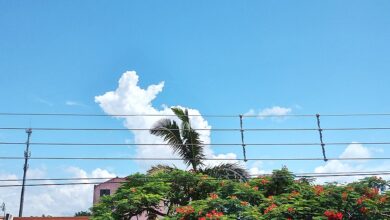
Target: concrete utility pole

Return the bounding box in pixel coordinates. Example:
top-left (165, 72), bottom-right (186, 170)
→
top-left (1, 202), bottom-right (5, 218)
top-left (18, 128), bottom-right (32, 217)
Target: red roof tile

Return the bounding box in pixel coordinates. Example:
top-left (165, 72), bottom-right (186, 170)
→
top-left (14, 217), bottom-right (89, 220)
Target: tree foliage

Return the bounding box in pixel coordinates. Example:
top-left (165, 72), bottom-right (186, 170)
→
top-left (91, 168), bottom-right (390, 219)
top-left (74, 210), bottom-right (91, 216)
top-left (150, 108), bottom-right (204, 171)
top-left (150, 107), bottom-right (249, 180)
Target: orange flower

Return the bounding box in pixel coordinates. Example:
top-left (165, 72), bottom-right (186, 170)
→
top-left (379, 196), bottom-right (388, 203)
top-left (365, 188), bottom-right (379, 198)
top-left (261, 178), bottom-right (270, 185)
top-left (253, 186), bottom-right (259, 191)
top-left (324, 210), bottom-right (343, 220)
top-left (209, 193), bottom-right (219, 200)
top-left (342, 192), bottom-right (348, 201)
top-left (313, 185), bottom-right (324, 195)
top-left (264, 203), bottom-right (277, 214)
top-left (287, 207), bottom-right (294, 213)
top-left (240, 201), bottom-right (249, 206)
top-left (130, 187), bottom-right (136, 193)
top-left (204, 210), bottom-right (224, 219)
top-left (357, 196), bottom-right (367, 205)
top-left (176, 206), bottom-right (195, 215)
top-left (289, 190), bottom-right (300, 199)
top-left (201, 175), bottom-right (209, 180)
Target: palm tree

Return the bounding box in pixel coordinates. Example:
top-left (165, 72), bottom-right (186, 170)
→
top-left (150, 107), bottom-right (249, 180)
top-left (199, 163), bottom-right (249, 180)
top-left (150, 107), bottom-right (204, 171)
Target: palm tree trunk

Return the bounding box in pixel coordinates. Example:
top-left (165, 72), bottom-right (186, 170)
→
top-left (191, 161), bottom-right (197, 172)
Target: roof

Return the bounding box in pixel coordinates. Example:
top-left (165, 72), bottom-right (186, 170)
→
top-left (13, 217), bottom-right (89, 220)
top-left (94, 177), bottom-right (126, 187)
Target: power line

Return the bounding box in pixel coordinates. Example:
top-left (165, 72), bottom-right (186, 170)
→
top-left (0, 177), bottom-right (115, 182)
top-left (0, 127), bottom-right (315, 131)
top-left (0, 112), bottom-right (234, 117)
top-left (1, 172), bottom-right (390, 188)
top-left (1, 112), bottom-right (390, 118)
top-left (1, 170), bottom-right (390, 182)
top-left (0, 112), bottom-right (311, 117)
top-left (0, 156), bottom-right (389, 161)
top-left (1, 127), bottom-right (390, 131)
top-left (1, 142), bottom-right (390, 146)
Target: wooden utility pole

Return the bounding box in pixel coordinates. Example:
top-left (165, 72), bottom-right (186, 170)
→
top-left (18, 128), bottom-right (32, 217)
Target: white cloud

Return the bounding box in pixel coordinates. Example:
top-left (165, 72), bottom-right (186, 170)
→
top-left (314, 143), bottom-right (388, 183)
top-left (0, 167), bottom-right (115, 217)
top-left (249, 167), bottom-right (266, 176)
top-left (245, 106), bottom-right (292, 119)
top-left (206, 153), bottom-right (240, 167)
top-left (35, 97), bottom-right (53, 106)
top-left (95, 71), bottom-right (239, 170)
top-left (340, 143), bottom-right (371, 159)
top-left (247, 161), bottom-right (267, 176)
top-left (65, 100), bottom-right (85, 107)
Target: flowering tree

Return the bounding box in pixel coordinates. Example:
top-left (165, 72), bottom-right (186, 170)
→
top-left (91, 168), bottom-right (390, 219)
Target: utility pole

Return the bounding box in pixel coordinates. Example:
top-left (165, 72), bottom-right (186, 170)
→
top-left (18, 128), bottom-right (32, 217)
top-left (1, 202), bottom-right (5, 218)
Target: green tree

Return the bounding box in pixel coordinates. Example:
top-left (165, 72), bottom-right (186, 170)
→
top-left (74, 210), bottom-right (91, 216)
top-left (150, 107), bottom-right (248, 180)
top-left (92, 168), bottom-right (390, 219)
top-left (265, 166), bottom-right (295, 196)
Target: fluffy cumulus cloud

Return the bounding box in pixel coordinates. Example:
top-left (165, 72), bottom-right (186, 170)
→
top-left (248, 161), bottom-right (266, 176)
top-left (245, 106), bottom-right (292, 119)
top-left (339, 143), bottom-right (371, 159)
top-left (0, 167), bottom-right (115, 216)
top-left (65, 100), bottom-right (85, 107)
top-left (95, 71), bottom-right (239, 170)
top-left (314, 143), bottom-right (389, 183)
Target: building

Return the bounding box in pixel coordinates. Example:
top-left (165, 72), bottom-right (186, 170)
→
top-left (92, 177), bottom-right (167, 219)
top-left (93, 177), bottom-right (126, 204)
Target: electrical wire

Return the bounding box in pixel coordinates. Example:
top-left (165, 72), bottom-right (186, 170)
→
top-left (1, 142), bottom-right (390, 147)
top-left (1, 172), bottom-right (390, 187)
top-left (2, 111), bottom-right (390, 189)
top-left (1, 127), bottom-right (390, 131)
top-left (0, 112), bottom-right (311, 117)
top-left (0, 156), bottom-right (389, 161)
top-left (1, 170), bottom-right (390, 182)
top-left (1, 112), bottom-right (390, 117)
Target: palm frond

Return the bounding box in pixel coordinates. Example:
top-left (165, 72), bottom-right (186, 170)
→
top-left (172, 107), bottom-right (205, 168)
top-left (150, 118), bottom-right (193, 168)
top-left (150, 118), bottom-right (182, 147)
top-left (171, 107), bottom-right (189, 125)
top-left (150, 108), bottom-right (208, 171)
top-left (171, 107), bottom-right (191, 140)
top-left (182, 128), bottom-right (205, 168)
top-left (200, 163), bottom-right (249, 181)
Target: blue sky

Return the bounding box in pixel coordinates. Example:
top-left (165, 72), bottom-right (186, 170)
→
top-left (1, 0), bottom-right (390, 216)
